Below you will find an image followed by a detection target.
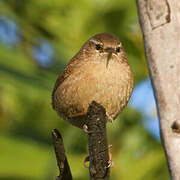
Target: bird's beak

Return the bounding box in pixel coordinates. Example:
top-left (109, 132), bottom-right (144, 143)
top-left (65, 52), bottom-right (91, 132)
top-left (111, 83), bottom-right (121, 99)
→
top-left (106, 48), bottom-right (115, 68)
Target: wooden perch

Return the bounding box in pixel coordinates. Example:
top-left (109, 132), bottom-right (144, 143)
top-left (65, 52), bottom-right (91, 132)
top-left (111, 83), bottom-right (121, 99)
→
top-left (52, 129), bottom-right (73, 180)
top-left (52, 101), bottom-right (110, 179)
top-left (86, 101), bottom-right (110, 180)
top-left (136, 0), bottom-right (180, 179)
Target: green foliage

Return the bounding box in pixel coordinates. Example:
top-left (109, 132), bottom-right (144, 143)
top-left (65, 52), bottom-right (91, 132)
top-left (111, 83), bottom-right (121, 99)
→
top-left (0, 0), bottom-right (168, 179)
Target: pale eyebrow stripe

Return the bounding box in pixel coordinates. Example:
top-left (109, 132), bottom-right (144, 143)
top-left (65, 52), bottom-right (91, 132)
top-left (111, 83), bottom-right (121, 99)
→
top-left (90, 38), bottom-right (122, 47)
top-left (89, 39), bottom-right (101, 44)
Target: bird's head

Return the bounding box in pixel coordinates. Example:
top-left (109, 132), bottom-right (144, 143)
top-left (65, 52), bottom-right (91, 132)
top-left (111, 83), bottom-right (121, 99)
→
top-left (81, 33), bottom-right (127, 67)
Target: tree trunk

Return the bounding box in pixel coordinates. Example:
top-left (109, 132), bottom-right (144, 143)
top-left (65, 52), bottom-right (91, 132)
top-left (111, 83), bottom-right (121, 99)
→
top-left (136, 0), bottom-right (180, 179)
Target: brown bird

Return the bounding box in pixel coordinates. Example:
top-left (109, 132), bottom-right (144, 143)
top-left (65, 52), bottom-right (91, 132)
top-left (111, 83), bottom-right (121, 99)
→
top-left (52, 33), bottom-right (134, 129)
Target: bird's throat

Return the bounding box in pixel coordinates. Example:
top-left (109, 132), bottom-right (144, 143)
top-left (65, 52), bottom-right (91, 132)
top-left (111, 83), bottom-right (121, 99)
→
top-left (106, 52), bottom-right (112, 68)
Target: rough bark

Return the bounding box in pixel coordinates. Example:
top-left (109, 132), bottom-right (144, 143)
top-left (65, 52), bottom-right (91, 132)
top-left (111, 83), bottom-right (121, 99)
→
top-left (52, 101), bottom-right (110, 179)
top-left (136, 0), bottom-right (180, 179)
top-left (86, 101), bottom-right (110, 180)
top-left (52, 129), bottom-right (73, 180)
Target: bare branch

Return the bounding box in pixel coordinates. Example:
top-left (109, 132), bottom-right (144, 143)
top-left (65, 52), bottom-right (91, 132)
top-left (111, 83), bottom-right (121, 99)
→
top-left (52, 129), bottom-right (73, 180)
top-left (86, 101), bottom-right (110, 180)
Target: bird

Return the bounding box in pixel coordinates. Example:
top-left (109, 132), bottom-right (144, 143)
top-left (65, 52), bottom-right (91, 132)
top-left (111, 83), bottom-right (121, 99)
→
top-left (52, 33), bottom-right (134, 129)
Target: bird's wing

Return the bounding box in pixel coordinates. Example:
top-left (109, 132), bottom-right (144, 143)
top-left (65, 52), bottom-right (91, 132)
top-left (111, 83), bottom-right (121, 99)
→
top-left (51, 56), bottom-right (79, 109)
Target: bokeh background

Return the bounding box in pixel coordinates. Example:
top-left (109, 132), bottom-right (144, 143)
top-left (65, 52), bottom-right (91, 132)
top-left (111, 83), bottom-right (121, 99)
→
top-left (0, 0), bottom-right (169, 180)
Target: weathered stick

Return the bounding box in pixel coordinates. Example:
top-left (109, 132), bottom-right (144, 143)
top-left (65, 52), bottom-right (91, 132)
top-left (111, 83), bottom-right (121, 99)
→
top-left (136, 0), bottom-right (180, 179)
top-left (52, 129), bottom-right (73, 180)
top-left (86, 101), bottom-right (110, 180)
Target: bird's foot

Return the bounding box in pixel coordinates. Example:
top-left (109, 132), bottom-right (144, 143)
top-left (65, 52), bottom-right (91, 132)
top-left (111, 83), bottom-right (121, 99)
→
top-left (106, 151), bottom-right (114, 168)
top-left (83, 124), bottom-right (89, 133)
top-left (106, 112), bottom-right (114, 124)
top-left (83, 124), bottom-right (95, 133)
top-left (105, 144), bottom-right (113, 168)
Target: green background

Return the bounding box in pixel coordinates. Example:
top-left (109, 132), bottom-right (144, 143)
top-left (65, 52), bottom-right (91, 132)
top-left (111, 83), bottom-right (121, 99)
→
top-left (0, 0), bottom-right (169, 179)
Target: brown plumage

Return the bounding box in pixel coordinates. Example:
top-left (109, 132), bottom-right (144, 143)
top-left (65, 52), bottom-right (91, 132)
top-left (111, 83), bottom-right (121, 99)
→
top-left (52, 33), bottom-right (134, 128)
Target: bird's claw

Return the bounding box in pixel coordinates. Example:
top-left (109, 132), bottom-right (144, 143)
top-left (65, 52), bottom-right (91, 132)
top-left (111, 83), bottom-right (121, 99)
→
top-left (83, 124), bottom-right (89, 133)
top-left (106, 112), bottom-right (114, 124)
top-left (106, 145), bottom-right (114, 168)
top-left (106, 160), bottom-right (114, 168)
top-left (83, 124), bottom-right (95, 133)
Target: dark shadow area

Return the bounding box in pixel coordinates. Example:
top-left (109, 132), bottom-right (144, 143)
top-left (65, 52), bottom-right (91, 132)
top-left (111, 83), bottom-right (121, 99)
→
top-left (0, 63), bottom-right (50, 91)
top-left (103, 8), bottom-right (127, 35)
top-left (11, 124), bottom-right (52, 146)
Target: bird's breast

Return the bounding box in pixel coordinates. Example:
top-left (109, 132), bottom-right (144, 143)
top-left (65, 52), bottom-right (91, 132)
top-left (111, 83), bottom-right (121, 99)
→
top-left (54, 58), bottom-right (134, 120)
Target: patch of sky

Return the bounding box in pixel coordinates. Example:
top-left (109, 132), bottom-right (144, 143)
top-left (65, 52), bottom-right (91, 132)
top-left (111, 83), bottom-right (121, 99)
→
top-left (0, 16), bottom-right (20, 46)
top-left (0, 15), bottom-right (54, 67)
top-left (32, 39), bottom-right (54, 68)
top-left (130, 78), bottom-right (160, 140)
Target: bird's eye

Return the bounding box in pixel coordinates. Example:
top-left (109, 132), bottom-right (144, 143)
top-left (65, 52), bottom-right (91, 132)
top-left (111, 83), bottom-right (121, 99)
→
top-left (116, 47), bottom-right (120, 53)
top-left (95, 44), bottom-right (102, 50)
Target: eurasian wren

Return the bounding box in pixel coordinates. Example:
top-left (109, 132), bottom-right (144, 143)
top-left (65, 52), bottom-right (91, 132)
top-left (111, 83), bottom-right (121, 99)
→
top-left (52, 33), bottom-right (134, 128)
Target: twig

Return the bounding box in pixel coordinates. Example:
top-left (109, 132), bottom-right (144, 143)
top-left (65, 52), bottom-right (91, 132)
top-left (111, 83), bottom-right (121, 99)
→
top-left (52, 129), bottom-right (73, 180)
top-left (86, 101), bottom-right (110, 180)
